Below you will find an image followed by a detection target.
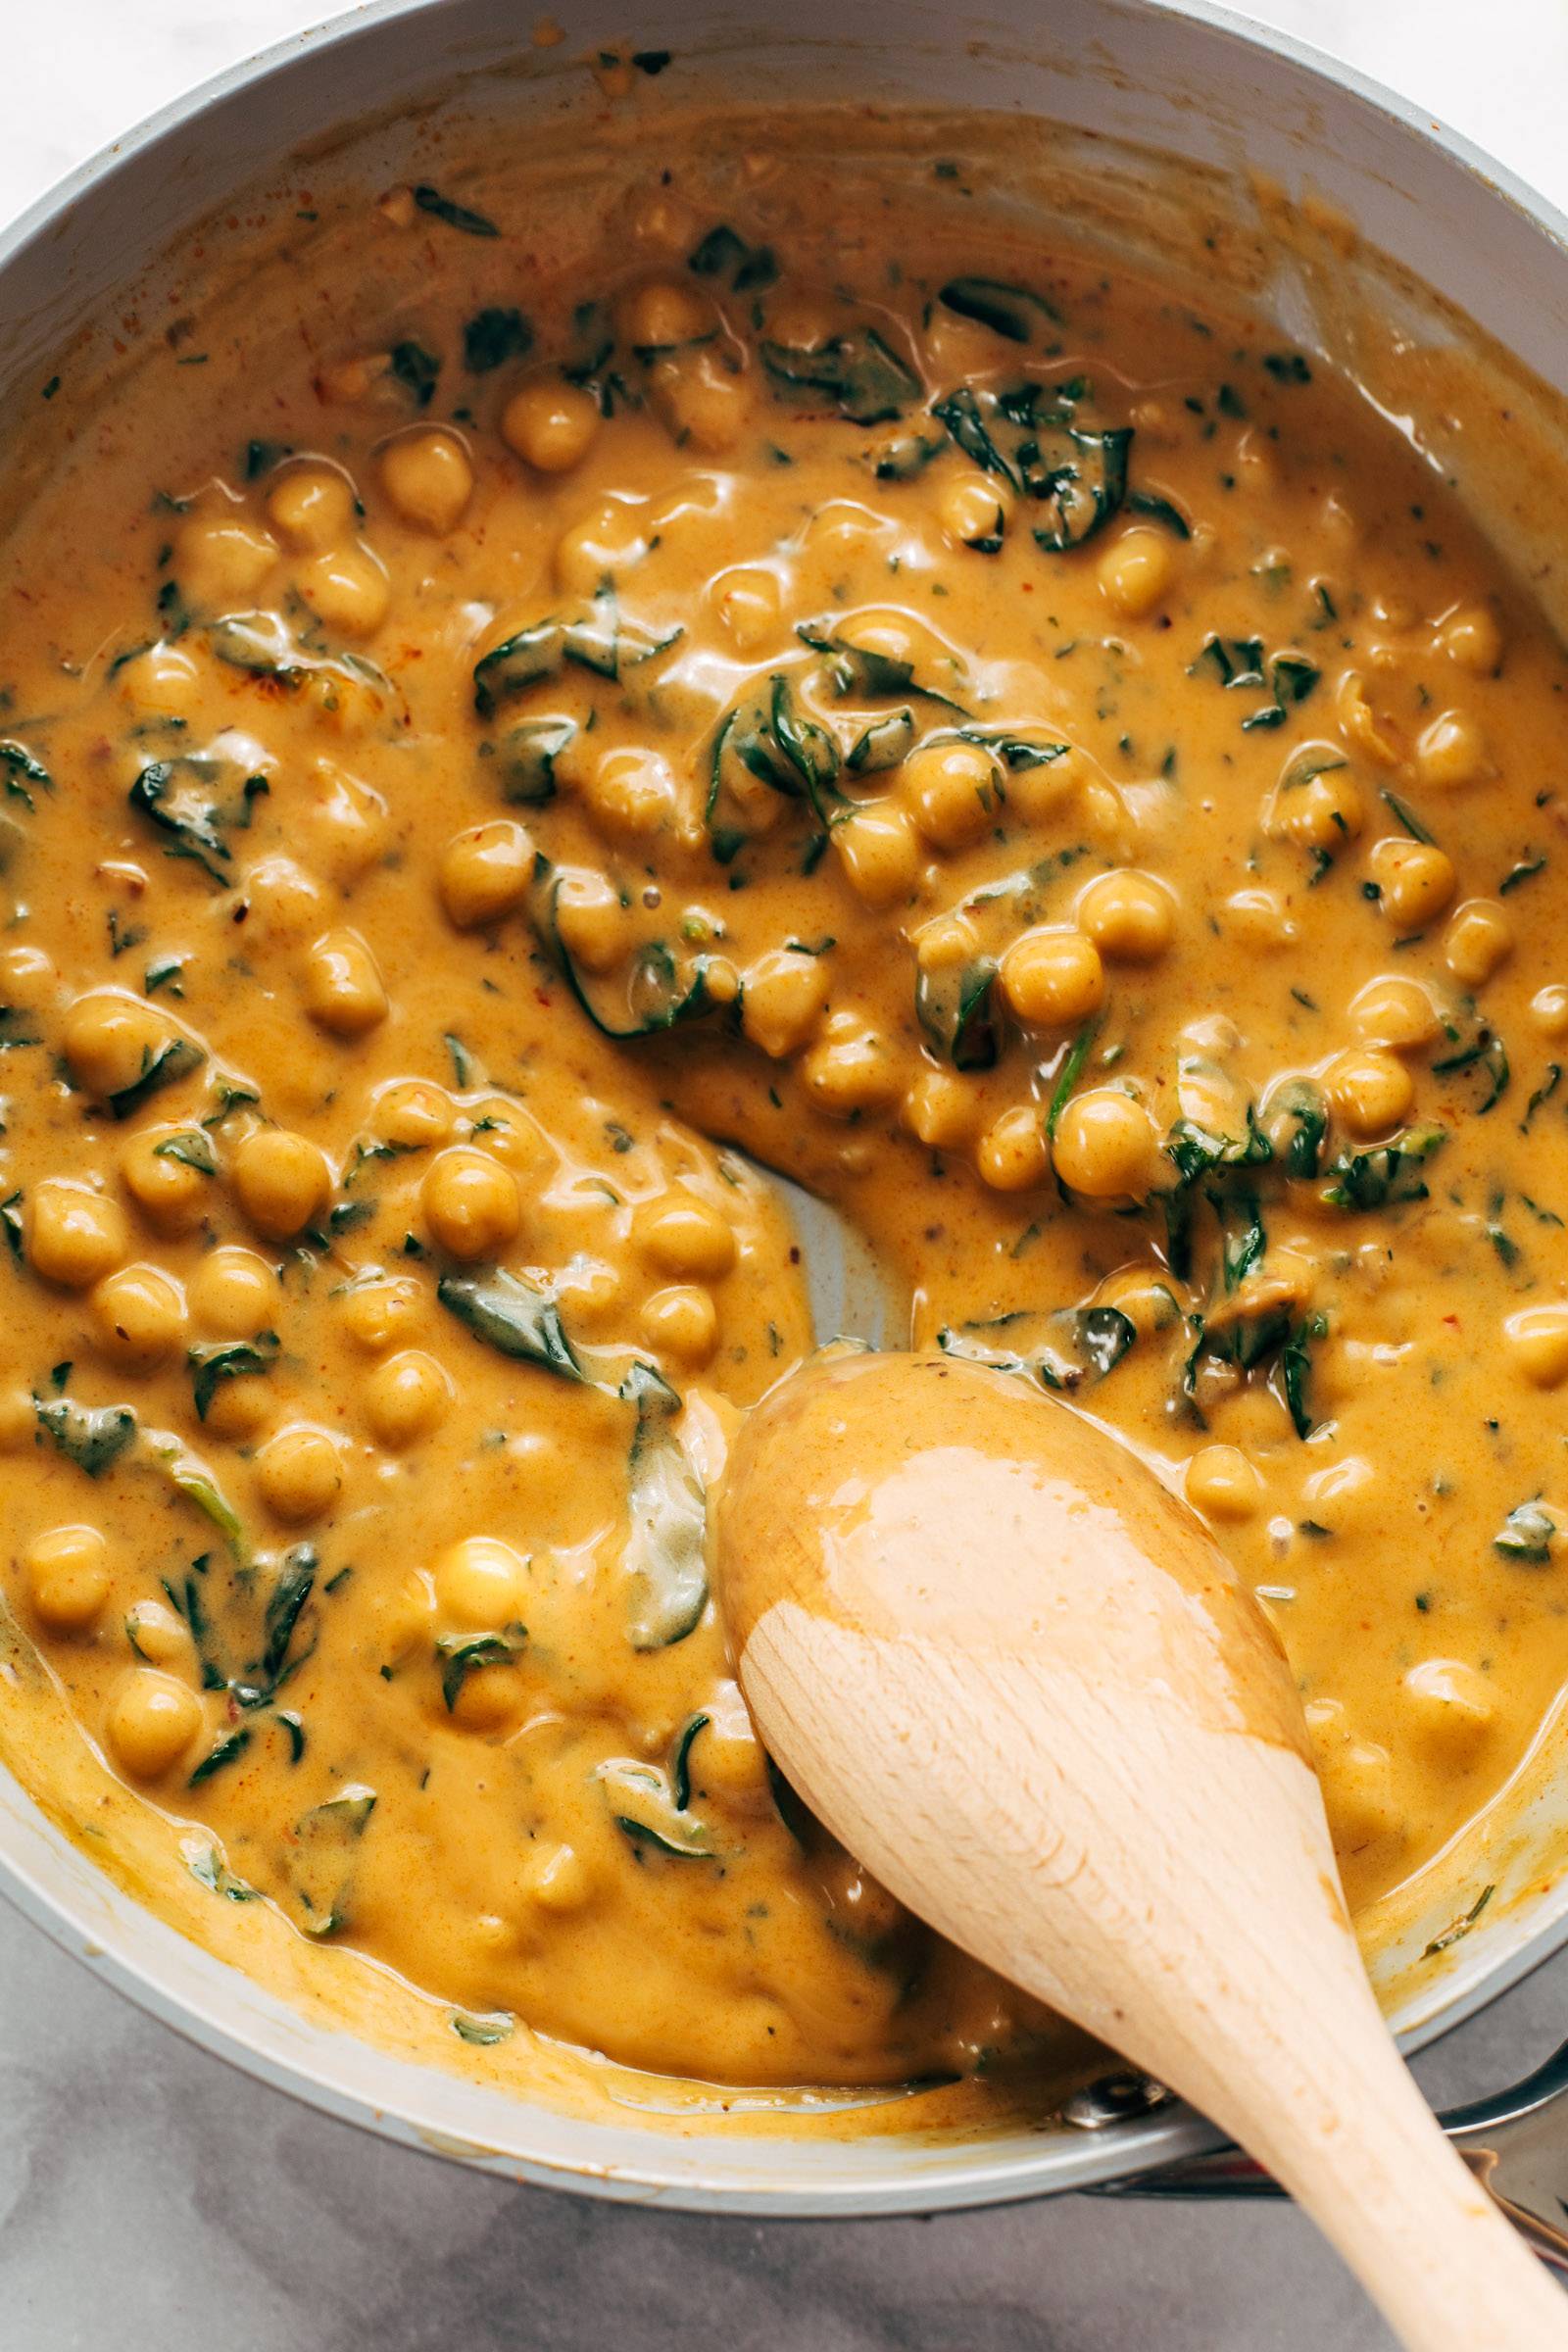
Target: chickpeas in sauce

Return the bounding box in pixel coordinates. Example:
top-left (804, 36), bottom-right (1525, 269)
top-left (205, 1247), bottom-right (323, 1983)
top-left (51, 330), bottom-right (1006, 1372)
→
top-left (2, 130), bottom-right (1566, 2101)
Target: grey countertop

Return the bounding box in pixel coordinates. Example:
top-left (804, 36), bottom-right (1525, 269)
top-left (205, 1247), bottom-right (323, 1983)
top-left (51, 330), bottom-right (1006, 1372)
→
top-left (4, 5), bottom-right (1568, 2346)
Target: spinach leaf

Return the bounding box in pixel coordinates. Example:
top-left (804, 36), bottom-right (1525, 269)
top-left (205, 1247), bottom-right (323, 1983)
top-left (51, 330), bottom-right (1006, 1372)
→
top-left (491, 714), bottom-right (575, 805)
top-left (151, 1440), bottom-right (250, 1563)
top-left (452, 2010), bottom-right (514, 2045)
top-left (533, 862), bottom-right (724, 1040)
top-left (687, 224), bottom-right (777, 290)
top-left (1322, 1123), bottom-right (1446, 1210)
top-left (35, 1396), bottom-right (136, 1477)
top-left (187, 1332), bottom-right (278, 1421)
top-left (1196, 635), bottom-right (1320, 729)
top-left (1432, 1016), bottom-right (1509, 1113)
top-left (598, 1753), bottom-right (713, 1858)
top-left (472, 618), bottom-right (564, 716)
top-left (0, 739), bottom-right (52, 808)
top-left (127, 758), bottom-right (266, 887)
top-left (1045, 1021), bottom-right (1100, 1140)
top-left (846, 708), bottom-right (915, 774)
top-left (760, 327), bottom-right (920, 424)
top-left (293, 1784), bottom-right (376, 1938)
top-left (1494, 1499), bottom-right (1556, 1564)
top-left (414, 183), bottom-right (500, 237)
top-left (669, 1711), bottom-right (710, 1812)
top-left (258, 1544), bottom-right (317, 1688)
top-left (107, 1035), bottom-right (206, 1121)
top-left (1267, 1077), bottom-right (1328, 1177)
top-left (437, 1624), bottom-right (526, 1711)
top-left (621, 1360), bottom-right (708, 1649)
top-left (390, 340), bottom-right (441, 407)
top-left (1275, 1311), bottom-right (1328, 1439)
top-left (463, 307), bottom-right (532, 371)
top-left (189, 1727), bottom-right (251, 1787)
top-left (939, 1304), bottom-right (1137, 1395)
top-left (915, 956), bottom-right (1000, 1072)
top-left (438, 1266), bottom-right (585, 1379)
top-left (154, 1128), bottom-right (218, 1174)
top-left (937, 276), bottom-right (1061, 343)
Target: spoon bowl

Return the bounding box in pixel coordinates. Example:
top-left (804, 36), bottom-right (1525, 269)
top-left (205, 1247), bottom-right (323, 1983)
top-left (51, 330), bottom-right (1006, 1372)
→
top-left (714, 1348), bottom-right (1568, 2350)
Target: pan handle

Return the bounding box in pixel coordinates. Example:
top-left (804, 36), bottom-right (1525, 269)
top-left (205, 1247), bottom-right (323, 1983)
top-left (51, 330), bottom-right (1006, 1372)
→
top-left (1079, 2040), bottom-right (1568, 2271)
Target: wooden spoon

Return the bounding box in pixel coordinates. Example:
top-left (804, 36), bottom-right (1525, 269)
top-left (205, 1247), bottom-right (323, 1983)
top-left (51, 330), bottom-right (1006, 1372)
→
top-left (712, 1348), bottom-right (1568, 2350)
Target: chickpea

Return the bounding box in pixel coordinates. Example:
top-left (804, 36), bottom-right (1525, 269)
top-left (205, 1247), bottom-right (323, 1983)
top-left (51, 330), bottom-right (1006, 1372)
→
top-left (296, 545), bottom-right (390, 638)
top-left (1531, 985), bottom-right (1568, 1039)
top-left (378, 428), bottom-right (473, 533)
top-left (303, 928), bottom-right (388, 1038)
top-left (106, 1669), bottom-right (202, 1780)
top-left (1415, 709), bottom-right (1488, 790)
top-left (640, 1283), bottom-right (718, 1363)
top-left (0, 1389), bottom-right (34, 1451)
top-left (1269, 763), bottom-right (1365, 853)
top-left (648, 348), bottom-right (751, 454)
top-left (303, 759), bottom-right (390, 885)
top-left (713, 565), bottom-right (781, 653)
top-left (124, 1597), bottom-right (191, 1666)
top-left (255, 1424), bottom-right (342, 1524)
top-left (684, 1680), bottom-right (772, 1812)
top-left (1367, 837), bottom-right (1455, 930)
top-left (936, 471), bottom-right (1006, 550)
top-left (91, 1264), bottom-right (185, 1369)
top-left (740, 947), bottom-right (829, 1059)
top-left (1052, 1089), bottom-right (1160, 1200)
top-left (800, 1012), bottom-right (903, 1117)
top-left (1348, 976), bottom-right (1440, 1052)
top-left (1004, 745), bottom-right (1083, 827)
top-left (115, 643), bottom-right (203, 721)
top-left (999, 927), bottom-right (1104, 1028)
top-left (239, 855), bottom-right (325, 946)
top-left (62, 992), bottom-right (188, 1106)
top-left (1077, 869), bottom-right (1176, 963)
top-left (437, 820), bottom-right (532, 931)
top-left (450, 1662), bottom-right (523, 1733)
top-left (554, 499), bottom-right (649, 594)
top-left (1444, 899), bottom-right (1512, 987)
top-left (372, 1079), bottom-right (457, 1151)
top-left (231, 1129), bottom-right (330, 1241)
top-left (903, 1067), bottom-right (982, 1151)
top-left (976, 1105), bottom-right (1050, 1192)
top-left (1324, 1048), bottom-right (1415, 1137)
top-left (336, 1273), bottom-right (423, 1353)
top-left (26, 1182), bottom-right (126, 1291)
top-left (119, 1129), bottom-right (213, 1237)
top-left (554, 871), bottom-right (629, 973)
top-left (189, 1245), bottom-right (281, 1336)
top-left (899, 738), bottom-right (1003, 853)
top-left (267, 464), bottom-right (358, 551)
top-left (1440, 601), bottom-right (1503, 675)
top-left (25, 1524), bottom-right (110, 1632)
top-left (1096, 526), bottom-right (1176, 618)
top-left (580, 746), bottom-right (678, 841)
top-left (176, 514), bottom-right (277, 606)
top-left (1223, 886), bottom-right (1297, 952)
top-left (832, 807), bottom-right (921, 908)
top-left (1503, 1303), bottom-right (1568, 1389)
top-left (1402, 1658), bottom-right (1495, 1753)
top-left (364, 1349), bottom-right (452, 1448)
top-left (1184, 1445), bottom-right (1263, 1523)
top-left (521, 1841), bottom-right (594, 1911)
top-left (617, 277), bottom-right (710, 351)
top-left (203, 1376), bottom-right (275, 1443)
top-left (421, 1146), bottom-right (521, 1259)
top-left (501, 376), bottom-right (601, 473)
top-left (637, 1192), bottom-right (736, 1280)
top-left (433, 1535), bottom-right (528, 1628)
top-left (0, 943), bottom-right (55, 1004)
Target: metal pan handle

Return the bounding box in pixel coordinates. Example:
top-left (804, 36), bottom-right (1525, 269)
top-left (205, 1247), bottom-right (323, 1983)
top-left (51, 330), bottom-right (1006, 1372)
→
top-left (1078, 2041), bottom-right (1568, 2271)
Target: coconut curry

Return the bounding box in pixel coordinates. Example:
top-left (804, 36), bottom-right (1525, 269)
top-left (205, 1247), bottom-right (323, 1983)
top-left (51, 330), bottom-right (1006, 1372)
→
top-left (2, 122), bottom-right (1567, 2096)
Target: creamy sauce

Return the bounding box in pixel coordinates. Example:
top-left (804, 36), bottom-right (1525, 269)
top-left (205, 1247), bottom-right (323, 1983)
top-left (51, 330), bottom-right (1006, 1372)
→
top-left (3, 117), bottom-right (1568, 2103)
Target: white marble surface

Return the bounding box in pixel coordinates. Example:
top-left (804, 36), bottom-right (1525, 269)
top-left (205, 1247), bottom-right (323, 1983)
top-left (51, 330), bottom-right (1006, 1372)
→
top-left (4, 6), bottom-right (1568, 2348)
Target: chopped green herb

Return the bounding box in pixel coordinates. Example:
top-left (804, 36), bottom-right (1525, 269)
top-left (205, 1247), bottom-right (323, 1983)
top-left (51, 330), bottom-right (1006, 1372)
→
top-left (414, 184), bottom-right (500, 238)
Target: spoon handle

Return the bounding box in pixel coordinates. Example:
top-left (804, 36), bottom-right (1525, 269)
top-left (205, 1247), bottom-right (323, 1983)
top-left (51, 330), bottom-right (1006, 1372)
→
top-left (742, 1609), bottom-right (1568, 2349)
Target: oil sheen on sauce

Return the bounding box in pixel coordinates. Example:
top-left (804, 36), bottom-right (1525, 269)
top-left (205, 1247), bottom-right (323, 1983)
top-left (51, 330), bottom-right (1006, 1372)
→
top-left (1, 119), bottom-right (1567, 2103)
